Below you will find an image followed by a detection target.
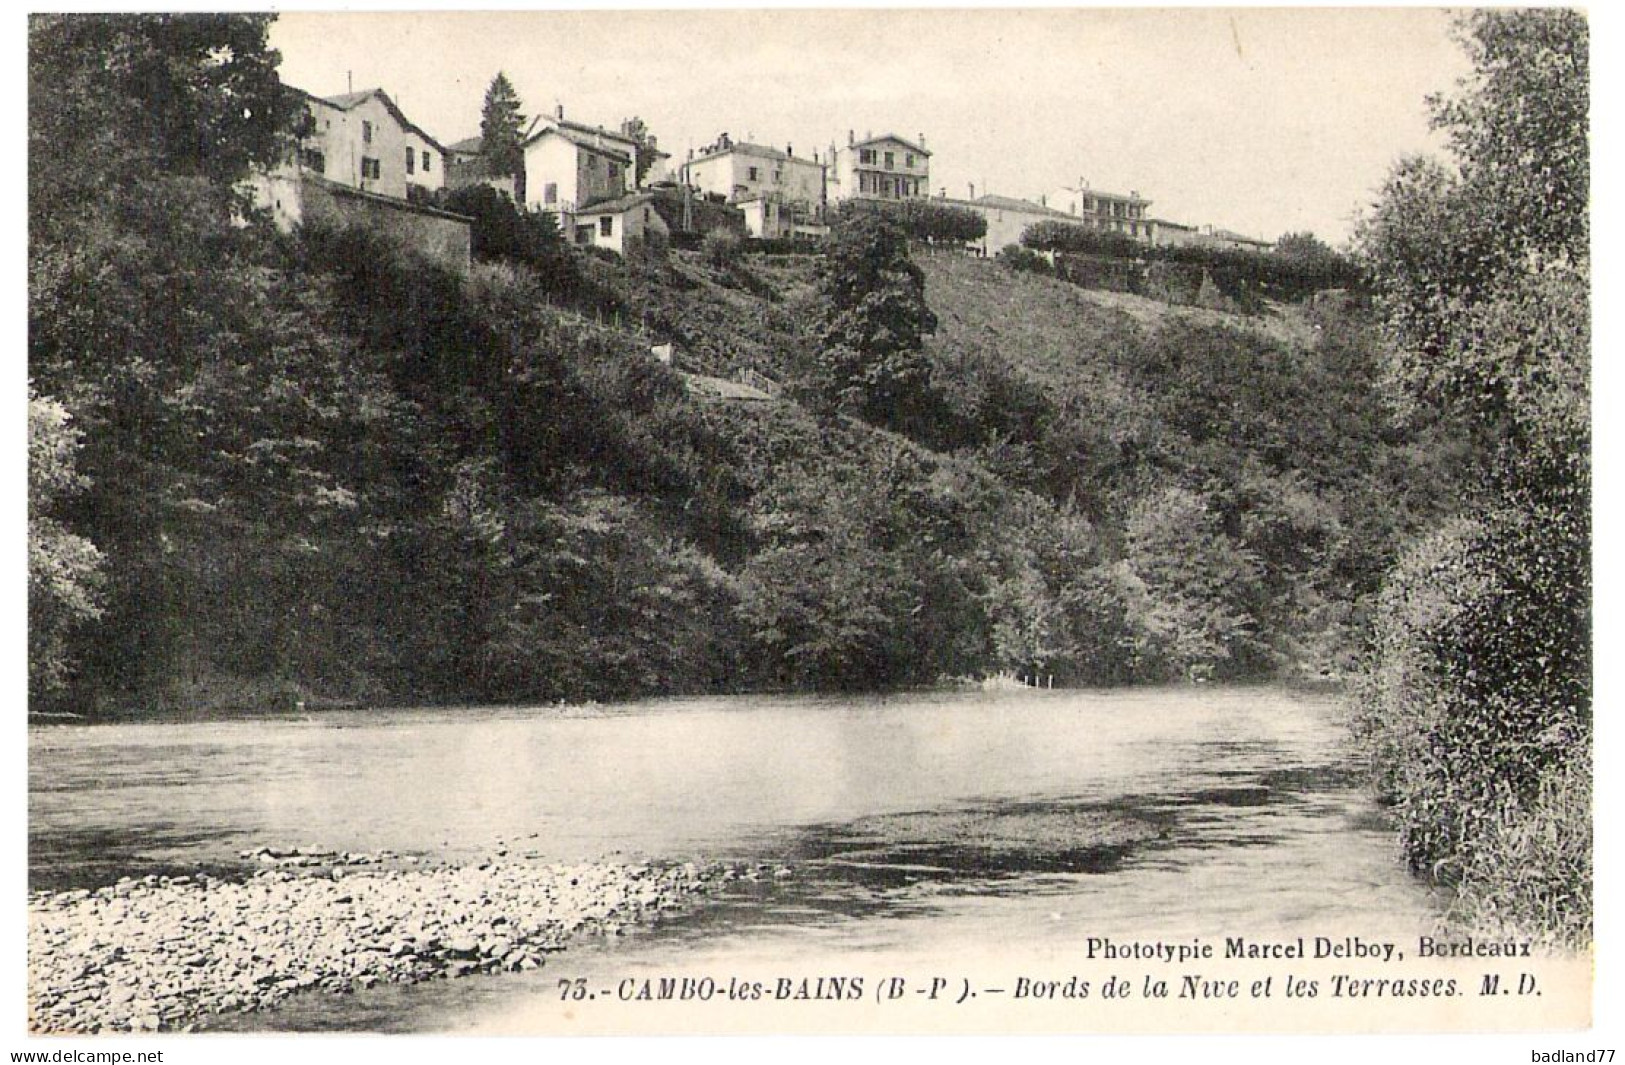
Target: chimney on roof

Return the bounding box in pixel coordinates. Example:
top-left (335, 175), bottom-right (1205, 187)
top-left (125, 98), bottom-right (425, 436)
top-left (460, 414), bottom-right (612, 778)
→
top-left (787, 143), bottom-right (793, 157)
top-left (556, 102), bottom-right (565, 120)
top-left (968, 182), bottom-right (975, 199)
top-left (847, 130), bottom-right (854, 146)
top-left (918, 132), bottom-right (925, 149)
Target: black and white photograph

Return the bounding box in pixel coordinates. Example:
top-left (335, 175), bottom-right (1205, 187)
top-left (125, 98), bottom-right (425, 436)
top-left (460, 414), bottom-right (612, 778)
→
top-left (19, 5), bottom-right (1599, 1052)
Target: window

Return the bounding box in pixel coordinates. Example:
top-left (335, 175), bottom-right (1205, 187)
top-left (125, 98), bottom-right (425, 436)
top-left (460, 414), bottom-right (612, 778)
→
top-left (300, 148), bottom-right (326, 174)
top-left (362, 120), bottom-right (373, 144)
top-left (859, 149), bottom-right (876, 165)
top-left (609, 162), bottom-right (620, 181)
top-left (906, 153), bottom-right (915, 168)
top-left (361, 157), bottom-right (380, 180)
top-left (422, 150), bottom-right (431, 172)
top-left (405, 147), bottom-right (415, 174)
top-left (884, 151), bottom-right (894, 170)
top-left (544, 182), bottom-right (558, 205)
top-left (748, 166), bottom-right (759, 182)
top-left (600, 216), bottom-right (614, 238)
top-left (774, 169), bottom-right (782, 183)
top-left (587, 155), bottom-right (599, 171)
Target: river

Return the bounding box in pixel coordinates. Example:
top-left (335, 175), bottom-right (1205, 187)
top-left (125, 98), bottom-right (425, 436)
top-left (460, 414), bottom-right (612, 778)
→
top-left (28, 685), bottom-right (1445, 1033)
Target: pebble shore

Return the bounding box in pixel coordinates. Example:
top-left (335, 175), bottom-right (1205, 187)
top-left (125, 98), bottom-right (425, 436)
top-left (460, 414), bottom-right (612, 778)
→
top-left (28, 849), bottom-right (735, 1034)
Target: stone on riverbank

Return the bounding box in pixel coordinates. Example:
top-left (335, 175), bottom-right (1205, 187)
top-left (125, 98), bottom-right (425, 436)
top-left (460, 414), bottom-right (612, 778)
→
top-left (28, 857), bottom-right (727, 1035)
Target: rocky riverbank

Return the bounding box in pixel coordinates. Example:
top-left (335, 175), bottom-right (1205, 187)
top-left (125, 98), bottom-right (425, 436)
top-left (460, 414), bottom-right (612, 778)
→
top-left (28, 852), bottom-right (733, 1034)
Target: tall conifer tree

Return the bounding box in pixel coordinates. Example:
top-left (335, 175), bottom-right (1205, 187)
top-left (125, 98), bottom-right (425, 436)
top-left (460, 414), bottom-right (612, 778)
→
top-left (480, 72), bottom-right (526, 198)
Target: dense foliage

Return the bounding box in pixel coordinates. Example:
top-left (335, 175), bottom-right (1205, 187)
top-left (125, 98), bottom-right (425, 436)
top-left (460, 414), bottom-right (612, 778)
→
top-left (1020, 219), bottom-right (1361, 307)
top-left (1353, 9), bottom-right (1590, 943)
top-left (28, 395), bottom-right (104, 696)
top-left (835, 198), bottom-right (987, 246)
top-left (812, 212), bottom-right (944, 435)
top-left (26, 4), bottom-right (1506, 817)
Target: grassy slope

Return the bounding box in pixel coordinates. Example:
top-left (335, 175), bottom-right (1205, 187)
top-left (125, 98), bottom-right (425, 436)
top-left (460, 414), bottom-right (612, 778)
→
top-left (581, 251), bottom-right (821, 380)
top-left (917, 248), bottom-right (1317, 387)
top-left (588, 246), bottom-right (1315, 402)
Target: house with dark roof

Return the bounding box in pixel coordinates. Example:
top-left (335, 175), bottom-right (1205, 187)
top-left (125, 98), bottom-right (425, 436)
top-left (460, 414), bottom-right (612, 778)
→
top-left (568, 192), bottom-right (670, 256)
top-left (443, 135), bottom-right (520, 202)
top-left (520, 105), bottom-right (641, 216)
top-left (292, 87), bottom-right (448, 202)
top-left (828, 131), bottom-right (932, 203)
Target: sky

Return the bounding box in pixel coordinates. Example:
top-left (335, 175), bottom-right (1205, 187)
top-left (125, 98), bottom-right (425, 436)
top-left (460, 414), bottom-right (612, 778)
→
top-left (266, 8), bottom-right (1475, 246)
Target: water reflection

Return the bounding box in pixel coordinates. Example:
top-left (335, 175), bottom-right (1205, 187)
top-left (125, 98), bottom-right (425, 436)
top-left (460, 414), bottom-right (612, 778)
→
top-left (31, 686), bottom-right (1442, 1032)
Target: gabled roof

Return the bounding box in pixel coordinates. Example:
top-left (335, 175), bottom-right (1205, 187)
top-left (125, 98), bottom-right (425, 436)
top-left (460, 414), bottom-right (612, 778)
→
top-left (1054, 184), bottom-right (1148, 205)
top-left (446, 135), bottom-right (484, 156)
top-left (523, 122), bottom-right (633, 165)
top-left (300, 86), bottom-right (448, 153)
top-left (1206, 228), bottom-right (1272, 246)
top-left (973, 194), bottom-right (1073, 218)
top-left (522, 114), bottom-right (639, 160)
top-left (695, 141), bottom-right (822, 167)
top-left (850, 133), bottom-right (931, 157)
top-left (572, 192), bottom-right (657, 216)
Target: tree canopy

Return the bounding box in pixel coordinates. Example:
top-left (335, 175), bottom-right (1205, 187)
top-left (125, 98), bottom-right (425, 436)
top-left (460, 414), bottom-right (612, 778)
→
top-left (816, 212), bottom-right (941, 433)
top-left (1353, 7), bottom-right (1591, 943)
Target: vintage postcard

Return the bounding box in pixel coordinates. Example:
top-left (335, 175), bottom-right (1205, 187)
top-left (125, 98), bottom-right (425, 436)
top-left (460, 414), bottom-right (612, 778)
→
top-left (21, 6), bottom-right (1596, 1054)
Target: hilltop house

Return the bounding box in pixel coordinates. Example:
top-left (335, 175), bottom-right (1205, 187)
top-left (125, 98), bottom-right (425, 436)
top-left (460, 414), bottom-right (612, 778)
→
top-left (827, 132), bottom-right (932, 203)
top-left (568, 192), bottom-right (670, 256)
top-left (1046, 180), bottom-right (1154, 242)
top-left (1146, 217), bottom-right (1200, 249)
top-left (248, 85), bottom-right (470, 272)
top-left (520, 106), bottom-right (642, 216)
top-left (1193, 226), bottom-right (1273, 253)
top-left (959, 193), bottom-right (1078, 256)
top-left (681, 134), bottom-right (827, 237)
top-left (444, 136), bottom-right (520, 202)
top-left (291, 88), bottom-right (448, 202)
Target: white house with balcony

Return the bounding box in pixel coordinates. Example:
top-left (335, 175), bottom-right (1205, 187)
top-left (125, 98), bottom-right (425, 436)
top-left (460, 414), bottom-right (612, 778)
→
top-left (827, 132), bottom-right (932, 203)
top-left (1046, 180), bottom-right (1154, 242)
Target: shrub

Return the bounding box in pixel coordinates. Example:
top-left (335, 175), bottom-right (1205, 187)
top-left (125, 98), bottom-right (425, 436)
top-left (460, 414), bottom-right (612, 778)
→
top-left (703, 227), bottom-right (743, 269)
top-left (1022, 220), bottom-right (1142, 259)
top-left (995, 243), bottom-right (1052, 276)
top-left (1354, 506), bottom-right (1590, 943)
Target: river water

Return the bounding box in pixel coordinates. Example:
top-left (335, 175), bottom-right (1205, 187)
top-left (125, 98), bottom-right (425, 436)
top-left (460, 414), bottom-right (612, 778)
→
top-left (28, 685), bottom-right (1444, 1033)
